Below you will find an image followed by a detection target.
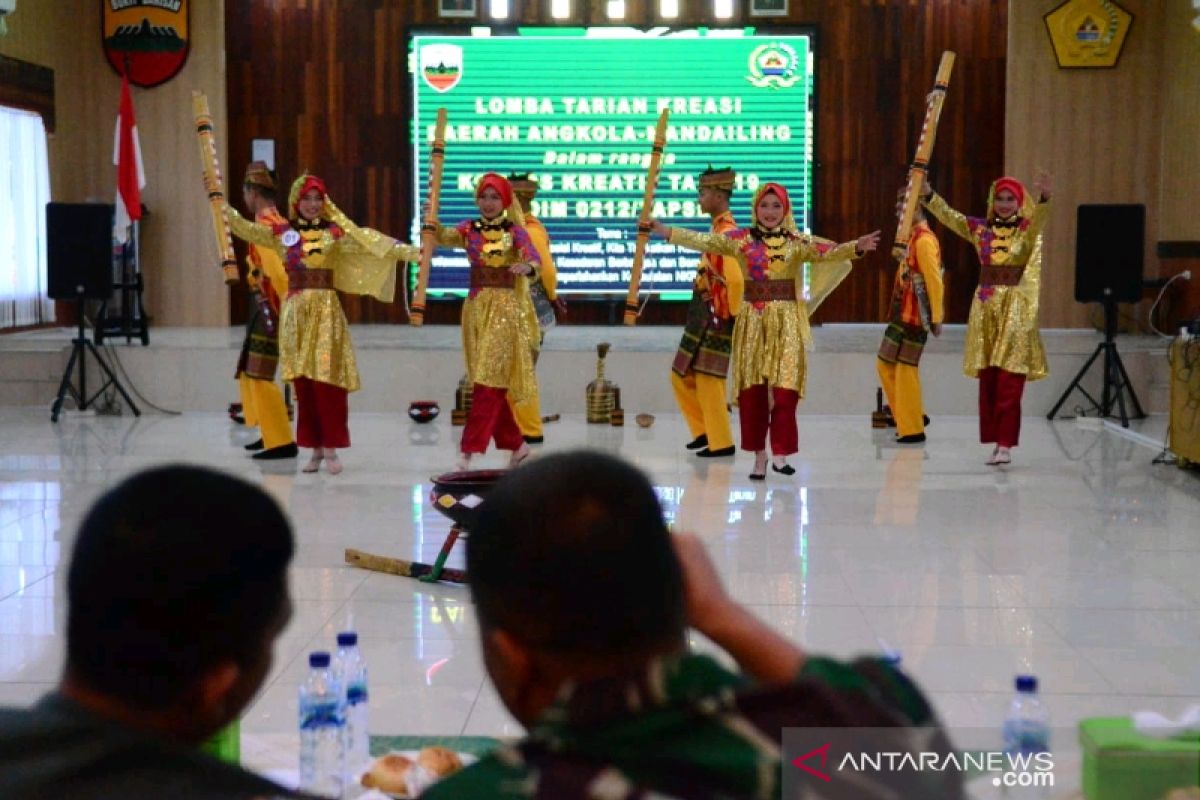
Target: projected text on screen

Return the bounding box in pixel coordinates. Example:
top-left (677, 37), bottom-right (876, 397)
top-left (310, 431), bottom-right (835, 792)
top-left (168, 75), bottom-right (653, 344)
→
top-left (411, 28), bottom-right (815, 297)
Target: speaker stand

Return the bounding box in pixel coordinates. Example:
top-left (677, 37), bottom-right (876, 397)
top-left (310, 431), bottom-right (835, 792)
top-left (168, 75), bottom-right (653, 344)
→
top-left (1047, 290), bottom-right (1145, 427)
top-left (51, 296), bottom-right (142, 423)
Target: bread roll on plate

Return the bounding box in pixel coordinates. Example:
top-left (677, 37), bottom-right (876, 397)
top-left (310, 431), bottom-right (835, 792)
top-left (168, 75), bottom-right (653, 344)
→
top-left (417, 746), bottom-right (464, 778)
top-left (361, 753), bottom-right (413, 795)
top-left (361, 748), bottom-right (468, 797)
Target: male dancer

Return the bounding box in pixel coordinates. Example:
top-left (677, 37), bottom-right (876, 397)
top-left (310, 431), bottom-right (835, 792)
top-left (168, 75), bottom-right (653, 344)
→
top-left (507, 174), bottom-right (565, 444)
top-left (877, 188), bottom-right (944, 443)
top-left (670, 166), bottom-right (742, 457)
top-left (236, 162), bottom-right (297, 460)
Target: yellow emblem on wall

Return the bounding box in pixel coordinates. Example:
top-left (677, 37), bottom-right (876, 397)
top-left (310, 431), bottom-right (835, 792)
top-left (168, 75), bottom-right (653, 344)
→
top-left (1044, 0), bottom-right (1133, 69)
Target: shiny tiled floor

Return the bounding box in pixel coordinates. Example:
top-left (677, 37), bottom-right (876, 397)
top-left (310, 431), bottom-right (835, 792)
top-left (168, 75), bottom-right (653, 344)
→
top-left (1, 406), bottom-right (1198, 783)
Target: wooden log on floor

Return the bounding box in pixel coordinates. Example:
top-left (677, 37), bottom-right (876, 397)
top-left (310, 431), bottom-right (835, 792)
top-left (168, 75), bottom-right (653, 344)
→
top-left (344, 548), bottom-right (467, 584)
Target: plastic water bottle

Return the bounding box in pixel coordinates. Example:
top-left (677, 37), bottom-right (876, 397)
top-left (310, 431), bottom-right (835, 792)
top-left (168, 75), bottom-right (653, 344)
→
top-left (334, 632), bottom-right (370, 776)
top-left (878, 639), bottom-right (902, 668)
top-left (299, 652), bottom-right (345, 798)
top-left (1003, 675), bottom-right (1050, 756)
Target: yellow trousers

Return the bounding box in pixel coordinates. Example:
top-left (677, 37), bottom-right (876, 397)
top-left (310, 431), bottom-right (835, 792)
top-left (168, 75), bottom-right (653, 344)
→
top-left (876, 359), bottom-right (926, 437)
top-left (872, 447), bottom-right (925, 526)
top-left (238, 374), bottom-right (294, 449)
top-left (670, 371), bottom-right (734, 451)
top-left (508, 387), bottom-right (543, 438)
top-left (508, 339), bottom-right (544, 438)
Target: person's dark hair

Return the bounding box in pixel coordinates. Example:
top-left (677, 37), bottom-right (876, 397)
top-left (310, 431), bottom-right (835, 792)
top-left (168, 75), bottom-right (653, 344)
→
top-left (245, 180), bottom-right (277, 204)
top-left (66, 465), bottom-right (293, 708)
top-left (468, 450), bottom-right (685, 658)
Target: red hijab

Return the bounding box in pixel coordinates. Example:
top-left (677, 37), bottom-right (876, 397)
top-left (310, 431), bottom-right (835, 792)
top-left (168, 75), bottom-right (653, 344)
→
top-left (475, 173), bottom-right (514, 210)
top-left (291, 175), bottom-right (327, 218)
top-left (753, 183), bottom-right (792, 230)
top-left (754, 182), bottom-right (792, 223)
top-left (992, 177), bottom-right (1026, 207)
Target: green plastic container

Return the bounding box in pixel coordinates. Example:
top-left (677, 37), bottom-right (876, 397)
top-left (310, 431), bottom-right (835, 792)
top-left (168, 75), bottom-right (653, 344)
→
top-left (1080, 717), bottom-right (1199, 800)
top-left (200, 720), bottom-right (241, 765)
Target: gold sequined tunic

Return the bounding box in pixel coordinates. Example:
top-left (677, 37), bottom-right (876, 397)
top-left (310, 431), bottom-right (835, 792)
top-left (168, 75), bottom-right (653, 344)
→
top-left (924, 193), bottom-right (1050, 381)
top-left (668, 227), bottom-right (858, 397)
top-left (437, 218), bottom-right (541, 404)
top-left (226, 204), bottom-right (416, 392)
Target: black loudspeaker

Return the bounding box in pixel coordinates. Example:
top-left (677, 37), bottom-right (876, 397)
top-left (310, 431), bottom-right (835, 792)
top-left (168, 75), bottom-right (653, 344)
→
top-left (1075, 204), bottom-right (1145, 304)
top-left (47, 202), bottom-right (115, 300)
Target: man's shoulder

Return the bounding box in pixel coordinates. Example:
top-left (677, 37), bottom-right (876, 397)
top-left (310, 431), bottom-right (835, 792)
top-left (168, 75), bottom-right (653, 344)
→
top-left (256, 207), bottom-right (288, 226)
top-left (0, 703), bottom-right (42, 743)
top-left (713, 212), bottom-right (738, 234)
top-left (0, 700), bottom-right (296, 800)
top-left (0, 696), bottom-right (83, 750)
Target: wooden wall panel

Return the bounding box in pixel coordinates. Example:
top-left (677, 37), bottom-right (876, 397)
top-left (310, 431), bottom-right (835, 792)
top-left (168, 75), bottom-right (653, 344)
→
top-left (2, 0), bottom-right (230, 328)
top-left (800, 0), bottom-right (1008, 327)
top-left (1005, 0), bottom-right (1175, 330)
top-left (1158, 0), bottom-right (1200, 242)
top-left (10, 1), bottom-right (1191, 328)
top-left (0, 54), bottom-right (55, 132)
top-left (224, 0), bottom-right (1007, 326)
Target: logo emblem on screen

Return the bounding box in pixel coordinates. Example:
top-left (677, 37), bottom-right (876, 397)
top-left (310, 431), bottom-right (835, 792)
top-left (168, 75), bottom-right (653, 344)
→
top-left (747, 43), bottom-right (800, 89)
top-left (421, 44), bottom-right (464, 93)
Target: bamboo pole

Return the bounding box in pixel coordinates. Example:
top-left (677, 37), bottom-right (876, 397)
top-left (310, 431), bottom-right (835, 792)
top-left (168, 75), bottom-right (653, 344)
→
top-left (893, 52), bottom-right (955, 263)
top-left (191, 91), bottom-right (239, 285)
top-left (623, 110), bottom-right (671, 326)
top-left (344, 548), bottom-right (466, 584)
top-left (410, 107), bottom-right (448, 326)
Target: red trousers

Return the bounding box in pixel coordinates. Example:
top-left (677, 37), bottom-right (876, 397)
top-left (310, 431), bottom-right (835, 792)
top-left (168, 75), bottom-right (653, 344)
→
top-left (461, 383), bottom-right (523, 454)
top-left (738, 383), bottom-right (800, 455)
top-left (293, 377), bottom-right (350, 449)
top-left (978, 367), bottom-right (1026, 448)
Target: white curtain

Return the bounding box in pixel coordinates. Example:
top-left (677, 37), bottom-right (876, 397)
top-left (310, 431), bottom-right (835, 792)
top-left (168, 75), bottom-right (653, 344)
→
top-left (0, 107), bottom-right (54, 328)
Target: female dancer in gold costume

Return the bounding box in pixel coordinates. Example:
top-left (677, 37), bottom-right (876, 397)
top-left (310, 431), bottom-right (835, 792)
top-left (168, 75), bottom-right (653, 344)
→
top-left (921, 172), bottom-right (1052, 465)
top-left (225, 175), bottom-right (417, 474)
top-left (429, 173), bottom-right (541, 469)
top-left (654, 183), bottom-right (880, 480)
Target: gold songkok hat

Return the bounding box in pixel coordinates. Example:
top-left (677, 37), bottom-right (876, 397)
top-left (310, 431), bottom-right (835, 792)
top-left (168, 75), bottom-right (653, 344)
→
top-left (243, 160), bottom-right (275, 190)
top-left (699, 165), bottom-right (736, 191)
top-left (508, 172), bottom-right (539, 198)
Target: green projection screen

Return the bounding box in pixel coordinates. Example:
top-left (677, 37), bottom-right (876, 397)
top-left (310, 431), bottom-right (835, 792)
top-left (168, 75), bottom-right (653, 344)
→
top-left (410, 28), bottom-right (815, 297)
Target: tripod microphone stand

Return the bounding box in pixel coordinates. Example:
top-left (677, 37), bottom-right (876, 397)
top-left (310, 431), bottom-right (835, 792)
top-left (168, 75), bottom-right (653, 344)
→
top-left (51, 293), bottom-right (142, 422)
top-left (1046, 288), bottom-right (1145, 427)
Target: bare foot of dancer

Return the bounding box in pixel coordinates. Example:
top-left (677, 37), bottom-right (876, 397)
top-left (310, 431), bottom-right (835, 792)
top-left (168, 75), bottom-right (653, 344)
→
top-left (303, 447), bottom-right (325, 473)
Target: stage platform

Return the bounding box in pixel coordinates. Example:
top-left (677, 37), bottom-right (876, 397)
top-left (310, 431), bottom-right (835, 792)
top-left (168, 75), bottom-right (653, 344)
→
top-left (0, 324), bottom-right (1173, 418)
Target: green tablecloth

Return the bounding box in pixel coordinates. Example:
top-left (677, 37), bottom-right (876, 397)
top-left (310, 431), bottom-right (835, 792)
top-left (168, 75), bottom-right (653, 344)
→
top-left (370, 735), bottom-right (501, 758)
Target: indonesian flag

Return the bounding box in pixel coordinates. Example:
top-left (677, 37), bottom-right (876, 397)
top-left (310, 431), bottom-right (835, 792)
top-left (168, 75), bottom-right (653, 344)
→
top-left (113, 72), bottom-right (145, 243)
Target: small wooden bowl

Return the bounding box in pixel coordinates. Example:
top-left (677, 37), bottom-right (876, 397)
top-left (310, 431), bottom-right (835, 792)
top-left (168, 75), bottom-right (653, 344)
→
top-left (635, 413), bottom-right (655, 428)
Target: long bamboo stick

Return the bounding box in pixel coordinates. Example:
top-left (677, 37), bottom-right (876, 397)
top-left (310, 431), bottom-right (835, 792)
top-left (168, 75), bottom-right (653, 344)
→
top-left (623, 110), bottom-right (671, 326)
top-left (191, 91), bottom-right (239, 285)
top-left (893, 52), bottom-right (955, 263)
top-left (410, 108), bottom-right (448, 327)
